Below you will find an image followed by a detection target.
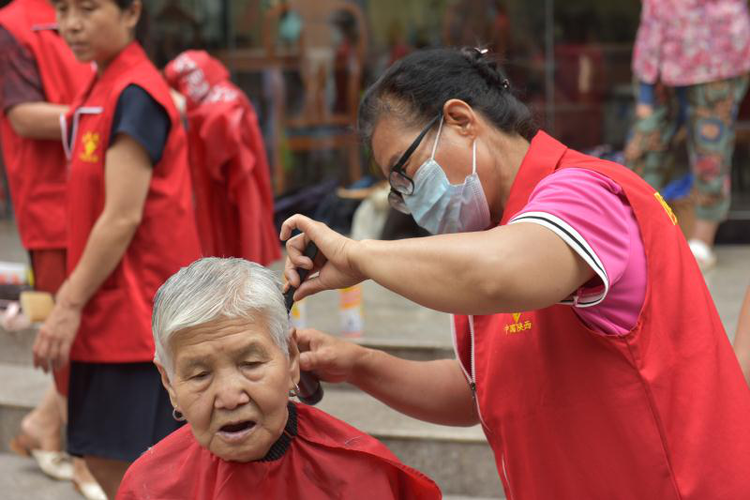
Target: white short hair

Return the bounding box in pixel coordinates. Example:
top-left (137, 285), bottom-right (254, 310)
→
top-left (152, 258), bottom-right (290, 378)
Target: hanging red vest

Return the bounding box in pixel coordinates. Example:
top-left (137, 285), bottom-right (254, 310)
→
top-left (116, 403), bottom-right (441, 500)
top-left (63, 42), bottom-right (201, 363)
top-left (164, 51), bottom-right (281, 265)
top-left (0, 0), bottom-right (90, 249)
top-left (453, 132), bottom-right (750, 499)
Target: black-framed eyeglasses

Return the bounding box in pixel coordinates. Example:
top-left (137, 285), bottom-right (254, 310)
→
top-left (387, 113), bottom-right (442, 214)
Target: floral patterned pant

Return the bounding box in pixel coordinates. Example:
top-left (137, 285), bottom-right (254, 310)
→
top-left (624, 74), bottom-right (749, 221)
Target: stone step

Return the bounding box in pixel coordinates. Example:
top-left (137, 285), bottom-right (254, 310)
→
top-left (0, 453), bottom-right (82, 500)
top-left (444, 498), bottom-right (502, 500)
top-left (0, 324), bottom-right (455, 367)
top-left (352, 337), bottom-right (455, 362)
top-left (0, 363), bottom-right (50, 460)
top-left (0, 362), bottom-right (503, 498)
top-left (317, 389), bottom-right (503, 498)
top-left (0, 326), bottom-right (35, 366)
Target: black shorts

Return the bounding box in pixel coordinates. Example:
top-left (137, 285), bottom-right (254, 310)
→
top-left (67, 361), bottom-right (183, 462)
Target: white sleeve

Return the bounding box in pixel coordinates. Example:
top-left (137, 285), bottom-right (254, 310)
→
top-left (509, 211), bottom-right (609, 308)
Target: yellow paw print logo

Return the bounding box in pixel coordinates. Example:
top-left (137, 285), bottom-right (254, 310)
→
top-left (79, 131), bottom-right (100, 163)
top-left (654, 192), bottom-right (678, 225)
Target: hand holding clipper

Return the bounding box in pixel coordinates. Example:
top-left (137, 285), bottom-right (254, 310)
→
top-left (284, 241), bottom-right (324, 405)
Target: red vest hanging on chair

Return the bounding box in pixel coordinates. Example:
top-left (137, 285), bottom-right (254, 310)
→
top-left (63, 42), bottom-right (201, 363)
top-left (453, 131), bottom-right (750, 499)
top-left (164, 50), bottom-right (281, 265)
top-left (0, 0), bottom-right (90, 249)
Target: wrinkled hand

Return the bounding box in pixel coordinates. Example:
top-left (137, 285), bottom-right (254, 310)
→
top-left (296, 328), bottom-right (367, 384)
top-left (280, 215), bottom-right (365, 301)
top-left (32, 301), bottom-right (81, 373)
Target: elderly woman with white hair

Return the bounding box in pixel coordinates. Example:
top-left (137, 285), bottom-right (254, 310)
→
top-left (116, 257), bottom-right (440, 500)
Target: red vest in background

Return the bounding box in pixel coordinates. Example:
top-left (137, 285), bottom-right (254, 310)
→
top-left (164, 51), bottom-right (280, 265)
top-left (116, 403), bottom-right (441, 500)
top-left (63, 42), bottom-right (201, 363)
top-left (0, 0), bottom-right (90, 249)
top-left (453, 132), bottom-right (750, 499)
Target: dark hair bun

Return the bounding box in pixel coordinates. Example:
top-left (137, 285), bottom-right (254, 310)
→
top-left (460, 47), bottom-right (511, 92)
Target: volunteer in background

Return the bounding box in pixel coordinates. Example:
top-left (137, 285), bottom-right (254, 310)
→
top-left (625, 0), bottom-right (750, 270)
top-left (32, 0), bottom-right (201, 496)
top-left (0, 0), bottom-right (102, 496)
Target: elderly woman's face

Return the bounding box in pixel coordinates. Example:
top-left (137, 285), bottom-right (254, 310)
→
top-left (160, 317), bottom-right (299, 462)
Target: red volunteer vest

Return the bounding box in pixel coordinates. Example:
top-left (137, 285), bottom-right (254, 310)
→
top-left (453, 132), bottom-right (750, 499)
top-left (63, 42), bottom-right (201, 363)
top-left (0, 0), bottom-right (90, 249)
top-left (164, 51), bottom-right (281, 265)
top-left (116, 403), bottom-right (441, 500)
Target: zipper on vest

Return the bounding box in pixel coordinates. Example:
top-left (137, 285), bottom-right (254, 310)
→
top-left (452, 315), bottom-right (513, 497)
top-left (467, 316), bottom-right (490, 431)
top-left (450, 315), bottom-right (490, 431)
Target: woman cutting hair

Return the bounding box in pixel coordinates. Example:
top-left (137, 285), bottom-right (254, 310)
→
top-left (32, 0), bottom-right (201, 496)
top-left (282, 47), bottom-right (750, 499)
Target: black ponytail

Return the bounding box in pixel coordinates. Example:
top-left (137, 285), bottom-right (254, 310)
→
top-left (358, 47), bottom-right (537, 145)
top-left (115, 0), bottom-right (149, 46)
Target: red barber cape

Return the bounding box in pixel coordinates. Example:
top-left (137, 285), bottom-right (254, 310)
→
top-left (0, 0), bottom-right (90, 249)
top-left (453, 132), bottom-right (750, 499)
top-left (116, 403), bottom-right (441, 500)
top-left (164, 51), bottom-right (280, 265)
top-left (63, 42), bottom-right (201, 362)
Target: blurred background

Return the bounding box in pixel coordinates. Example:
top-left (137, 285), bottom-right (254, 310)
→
top-left (1, 0), bottom-right (749, 242)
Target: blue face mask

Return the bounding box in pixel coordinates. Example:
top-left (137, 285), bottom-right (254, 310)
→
top-left (403, 118), bottom-right (492, 234)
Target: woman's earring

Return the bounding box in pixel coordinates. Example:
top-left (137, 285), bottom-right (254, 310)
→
top-left (172, 408), bottom-right (186, 422)
top-left (288, 383), bottom-right (301, 398)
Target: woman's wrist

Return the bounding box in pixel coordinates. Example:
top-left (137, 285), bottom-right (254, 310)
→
top-left (347, 344), bottom-right (377, 388)
top-left (352, 239), bottom-right (378, 282)
top-left (55, 279), bottom-right (86, 311)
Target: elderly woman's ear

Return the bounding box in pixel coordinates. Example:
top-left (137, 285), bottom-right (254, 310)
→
top-left (288, 328), bottom-right (301, 388)
top-left (154, 361), bottom-right (180, 411)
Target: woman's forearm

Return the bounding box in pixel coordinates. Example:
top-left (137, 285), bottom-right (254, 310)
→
top-left (354, 223), bottom-right (592, 316)
top-left (60, 134), bottom-right (154, 308)
top-left (59, 212), bottom-right (139, 308)
top-left (6, 102), bottom-right (68, 140)
top-left (350, 350), bottom-right (478, 427)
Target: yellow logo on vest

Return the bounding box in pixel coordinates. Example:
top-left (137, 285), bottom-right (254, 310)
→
top-left (654, 192), bottom-right (677, 225)
top-left (505, 312), bottom-right (532, 335)
top-left (79, 132), bottom-right (100, 163)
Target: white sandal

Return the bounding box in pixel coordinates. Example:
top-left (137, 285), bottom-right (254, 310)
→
top-left (73, 476), bottom-right (108, 500)
top-left (29, 449), bottom-right (75, 481)
top-left (688, 239), bottom-right (717, 272)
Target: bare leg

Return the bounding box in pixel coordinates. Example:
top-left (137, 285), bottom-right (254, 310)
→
top-left (84, 456), bottom-right (131, 500)
top-left (690, 219), bottom-right (719, 248)
top-left (18, 383), bottom-right (63, 451)
top-left (56, 393), bottom-right (105, 495)
top-left (685, 76), bottom-right (749, 258)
